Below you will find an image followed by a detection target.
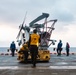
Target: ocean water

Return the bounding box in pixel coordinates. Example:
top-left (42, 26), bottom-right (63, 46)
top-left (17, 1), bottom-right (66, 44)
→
top-left (48, 47), bottom-right (76, 53)
top-left (0, 47), bottom-right (19, 53)
top-left (0, 47), bottom-right (11, 53)
top-left (0, 47), bottom-right (76, 53)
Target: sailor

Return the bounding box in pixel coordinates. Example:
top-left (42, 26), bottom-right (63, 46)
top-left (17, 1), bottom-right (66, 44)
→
top-left (57, 40), bottom-right (63, 56)
top-left (66, 42), bottom-right (70, 56)
top-left (29, 29), bottom-right (40, 68)
top-left (10, 41), bottom-right (16, 57)
top-left (20, 42), bottom-right (29, 63)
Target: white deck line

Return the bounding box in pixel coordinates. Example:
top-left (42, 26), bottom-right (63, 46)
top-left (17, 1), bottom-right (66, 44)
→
top-left (49, 66), bottom-right (76, 69)
top-left (0, 66), bottom-right (76, 69)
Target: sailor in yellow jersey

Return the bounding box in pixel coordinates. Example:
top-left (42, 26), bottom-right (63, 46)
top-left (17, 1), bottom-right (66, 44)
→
top-left (29, 29), bottom-right (40, 68)
top-left (20, 42), bottom-right (29, 63)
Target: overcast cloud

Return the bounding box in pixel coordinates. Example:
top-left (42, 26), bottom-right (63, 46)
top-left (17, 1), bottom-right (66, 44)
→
top-left (0, 0), bottom-right (76, 47)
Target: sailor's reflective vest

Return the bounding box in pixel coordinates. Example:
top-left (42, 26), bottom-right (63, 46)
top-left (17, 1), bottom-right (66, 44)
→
top-left (30, 33), bottom-right (40, 46)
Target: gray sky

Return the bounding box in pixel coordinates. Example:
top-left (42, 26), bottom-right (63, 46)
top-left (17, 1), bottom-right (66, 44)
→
top-left (0, 0), bottom-right (76, 47)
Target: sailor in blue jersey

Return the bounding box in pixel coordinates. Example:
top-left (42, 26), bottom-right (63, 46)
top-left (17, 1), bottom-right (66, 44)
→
top-left (57, 40), bottom-right (63, 56)
top-left (10, 41), bottom-right (16, 57)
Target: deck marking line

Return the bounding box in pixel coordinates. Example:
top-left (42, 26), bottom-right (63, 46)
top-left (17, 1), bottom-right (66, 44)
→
top-left (0, 66), bottom-right (76, 70)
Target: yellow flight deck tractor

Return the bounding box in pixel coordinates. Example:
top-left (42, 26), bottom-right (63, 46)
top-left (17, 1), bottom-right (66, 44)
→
top-left (16, 13), bottom-right (57, 62)
top-left (17, 45), bottom-right (51, 62)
